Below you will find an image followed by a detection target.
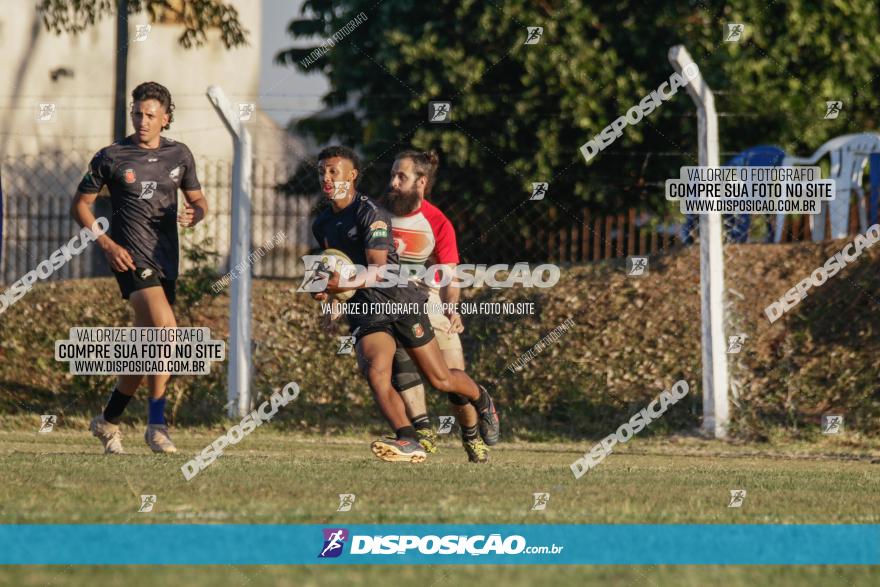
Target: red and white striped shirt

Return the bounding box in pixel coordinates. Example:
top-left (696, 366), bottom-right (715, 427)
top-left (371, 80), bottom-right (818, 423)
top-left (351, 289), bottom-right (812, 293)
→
top-left (391, 199), bottom-right (459, 289)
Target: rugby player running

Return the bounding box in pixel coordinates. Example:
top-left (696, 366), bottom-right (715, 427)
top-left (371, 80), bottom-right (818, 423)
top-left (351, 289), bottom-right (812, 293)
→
top-left (71, 82), bottom-right (208, 454)
top-left (310, 146), bottom-right (499, 463)
top-left (383, 149), bottom-right (493, 462)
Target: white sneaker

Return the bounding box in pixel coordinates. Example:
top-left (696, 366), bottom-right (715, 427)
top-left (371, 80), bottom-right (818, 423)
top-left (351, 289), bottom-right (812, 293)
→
top-left (144, 424), bottom-right (177, 454)
top-left (90, 415), bottom-right (124, 454)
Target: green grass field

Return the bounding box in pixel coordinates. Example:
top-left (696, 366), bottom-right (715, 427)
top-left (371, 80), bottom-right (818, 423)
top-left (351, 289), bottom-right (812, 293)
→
top-left (1, 424), bottom-right (878, 585)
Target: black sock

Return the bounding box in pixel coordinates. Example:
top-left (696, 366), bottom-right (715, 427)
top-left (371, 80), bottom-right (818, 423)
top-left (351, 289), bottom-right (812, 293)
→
top-left (103, 389), bottom-right (133, 424)
top-left (470, 386), bottom-right (489, 412)
top-left (411, 414), bottom-right (431, 430)
top-left (461, 425), bottom-right (479, 441)
top-left (396, 426), bottom-right (418, 441)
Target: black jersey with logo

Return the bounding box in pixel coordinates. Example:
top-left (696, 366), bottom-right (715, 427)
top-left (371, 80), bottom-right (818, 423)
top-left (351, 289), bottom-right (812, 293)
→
top-left (77, 136), bottom-right (201, 279)
top-left (312, 194), bottom-right (424, 305)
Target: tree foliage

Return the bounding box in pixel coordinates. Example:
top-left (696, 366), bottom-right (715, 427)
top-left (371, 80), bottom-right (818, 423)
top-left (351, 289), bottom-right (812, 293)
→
top-left (277, 0), bottom-right (880, 222)
top-left (39, 0), bottom-right (249, 49)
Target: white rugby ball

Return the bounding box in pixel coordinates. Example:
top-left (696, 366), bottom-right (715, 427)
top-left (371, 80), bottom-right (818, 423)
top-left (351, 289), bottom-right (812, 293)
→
top-left (318, 248), bottom-right (358, 301)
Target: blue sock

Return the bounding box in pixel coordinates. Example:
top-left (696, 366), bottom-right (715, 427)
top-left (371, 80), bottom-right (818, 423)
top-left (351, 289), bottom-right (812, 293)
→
top-left (148, 397), bottom-right (166, 425)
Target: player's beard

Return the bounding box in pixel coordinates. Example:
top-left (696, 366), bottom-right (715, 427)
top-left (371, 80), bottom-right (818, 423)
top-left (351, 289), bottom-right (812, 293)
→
top-left (384, 186), bottom-right (421, 217)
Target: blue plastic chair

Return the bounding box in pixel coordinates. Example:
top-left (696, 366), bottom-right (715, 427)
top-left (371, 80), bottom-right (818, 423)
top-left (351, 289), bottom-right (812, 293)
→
top-left (869, 153), bottom-right (880, 226)
top-left (681, 145), bottom-right (786, 244)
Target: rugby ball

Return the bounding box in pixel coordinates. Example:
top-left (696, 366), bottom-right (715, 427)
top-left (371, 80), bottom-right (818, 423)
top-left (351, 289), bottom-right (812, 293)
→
top-left (316, 248), bottom-right (358, 301)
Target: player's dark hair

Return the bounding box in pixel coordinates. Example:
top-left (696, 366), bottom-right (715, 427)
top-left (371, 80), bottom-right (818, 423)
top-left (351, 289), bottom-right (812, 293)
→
top-left (317, 145), bottom-right (360, 171)
top-left (131, 81), bottom-right (174, 130)
top-left (395, 149), bottom-right (440, 195)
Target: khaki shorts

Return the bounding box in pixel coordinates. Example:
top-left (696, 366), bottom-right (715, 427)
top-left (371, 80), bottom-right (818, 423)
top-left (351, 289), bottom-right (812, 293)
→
top-left (426, 291), bottom-right (462, 352)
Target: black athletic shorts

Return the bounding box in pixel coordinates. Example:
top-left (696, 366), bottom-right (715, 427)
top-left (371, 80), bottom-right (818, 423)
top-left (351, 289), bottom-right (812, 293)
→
top-left (114, 267), bottom-right (176, 305)
top-left (347, 297), bottom-right (435, 349)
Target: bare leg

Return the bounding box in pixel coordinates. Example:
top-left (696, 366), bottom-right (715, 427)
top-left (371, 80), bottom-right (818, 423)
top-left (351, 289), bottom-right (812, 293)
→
top-left (357, 331), bottom-right (411, 430)
top-left (400, 384), bottom-right (428, 420)
top-left (128, 287), bottom-right (177, 401)
top-left (441, 348), bottom-right (479, 428)
top-left (115, 287), bottom-right (175, 396)
top-left (405, 339), bottom-right (479, 400)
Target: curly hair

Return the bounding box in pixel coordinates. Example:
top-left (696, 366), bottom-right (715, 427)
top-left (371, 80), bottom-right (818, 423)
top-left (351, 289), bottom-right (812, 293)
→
top-left (131, 81), bottom-right (175, 130)
top-left (317, 145), bottom-right (361, 171)
top-left (395, 149), bottom-right (440, 195)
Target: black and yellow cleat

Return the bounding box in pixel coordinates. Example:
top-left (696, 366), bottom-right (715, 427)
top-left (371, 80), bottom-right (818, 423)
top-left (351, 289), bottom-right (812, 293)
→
top-left (477, 386), bottom-right (500, 446)
top-left (370, 437), bottom-right (427, 463)
top-left (417, 427), bottom-right (439, 454)
top-left (463, 437), bottom-right (489, 463)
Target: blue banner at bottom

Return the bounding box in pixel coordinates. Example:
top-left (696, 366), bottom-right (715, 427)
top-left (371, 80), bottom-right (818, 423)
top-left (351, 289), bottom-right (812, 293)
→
top-left (1, 524), bottom-right (877, 565)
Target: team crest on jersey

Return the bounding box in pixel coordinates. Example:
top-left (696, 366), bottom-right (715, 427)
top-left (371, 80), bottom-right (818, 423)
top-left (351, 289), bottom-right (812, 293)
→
top-left (369, 220), bottom-right (389, 239)
top-left (169, 166), bottom-right (180, 182)
top-left (124, 169), bottom-right (136, 183)
top-left (412, 323), bottom-right (425, 338)
top-left (347, 226), bottom-right (357, 239)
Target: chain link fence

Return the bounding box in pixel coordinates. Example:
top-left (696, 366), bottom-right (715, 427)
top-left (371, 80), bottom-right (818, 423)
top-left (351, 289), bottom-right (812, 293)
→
top-left (2, 148), bottom-right (870, 286)
top-left (0, 150), bottom-right (309, 285)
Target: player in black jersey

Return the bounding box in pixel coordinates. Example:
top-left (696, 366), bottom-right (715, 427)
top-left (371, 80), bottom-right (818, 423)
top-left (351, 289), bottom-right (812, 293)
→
top-left (71, 82), bottom-right (208, 455)
top-left (310, 146), bottom-right (499, 463)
